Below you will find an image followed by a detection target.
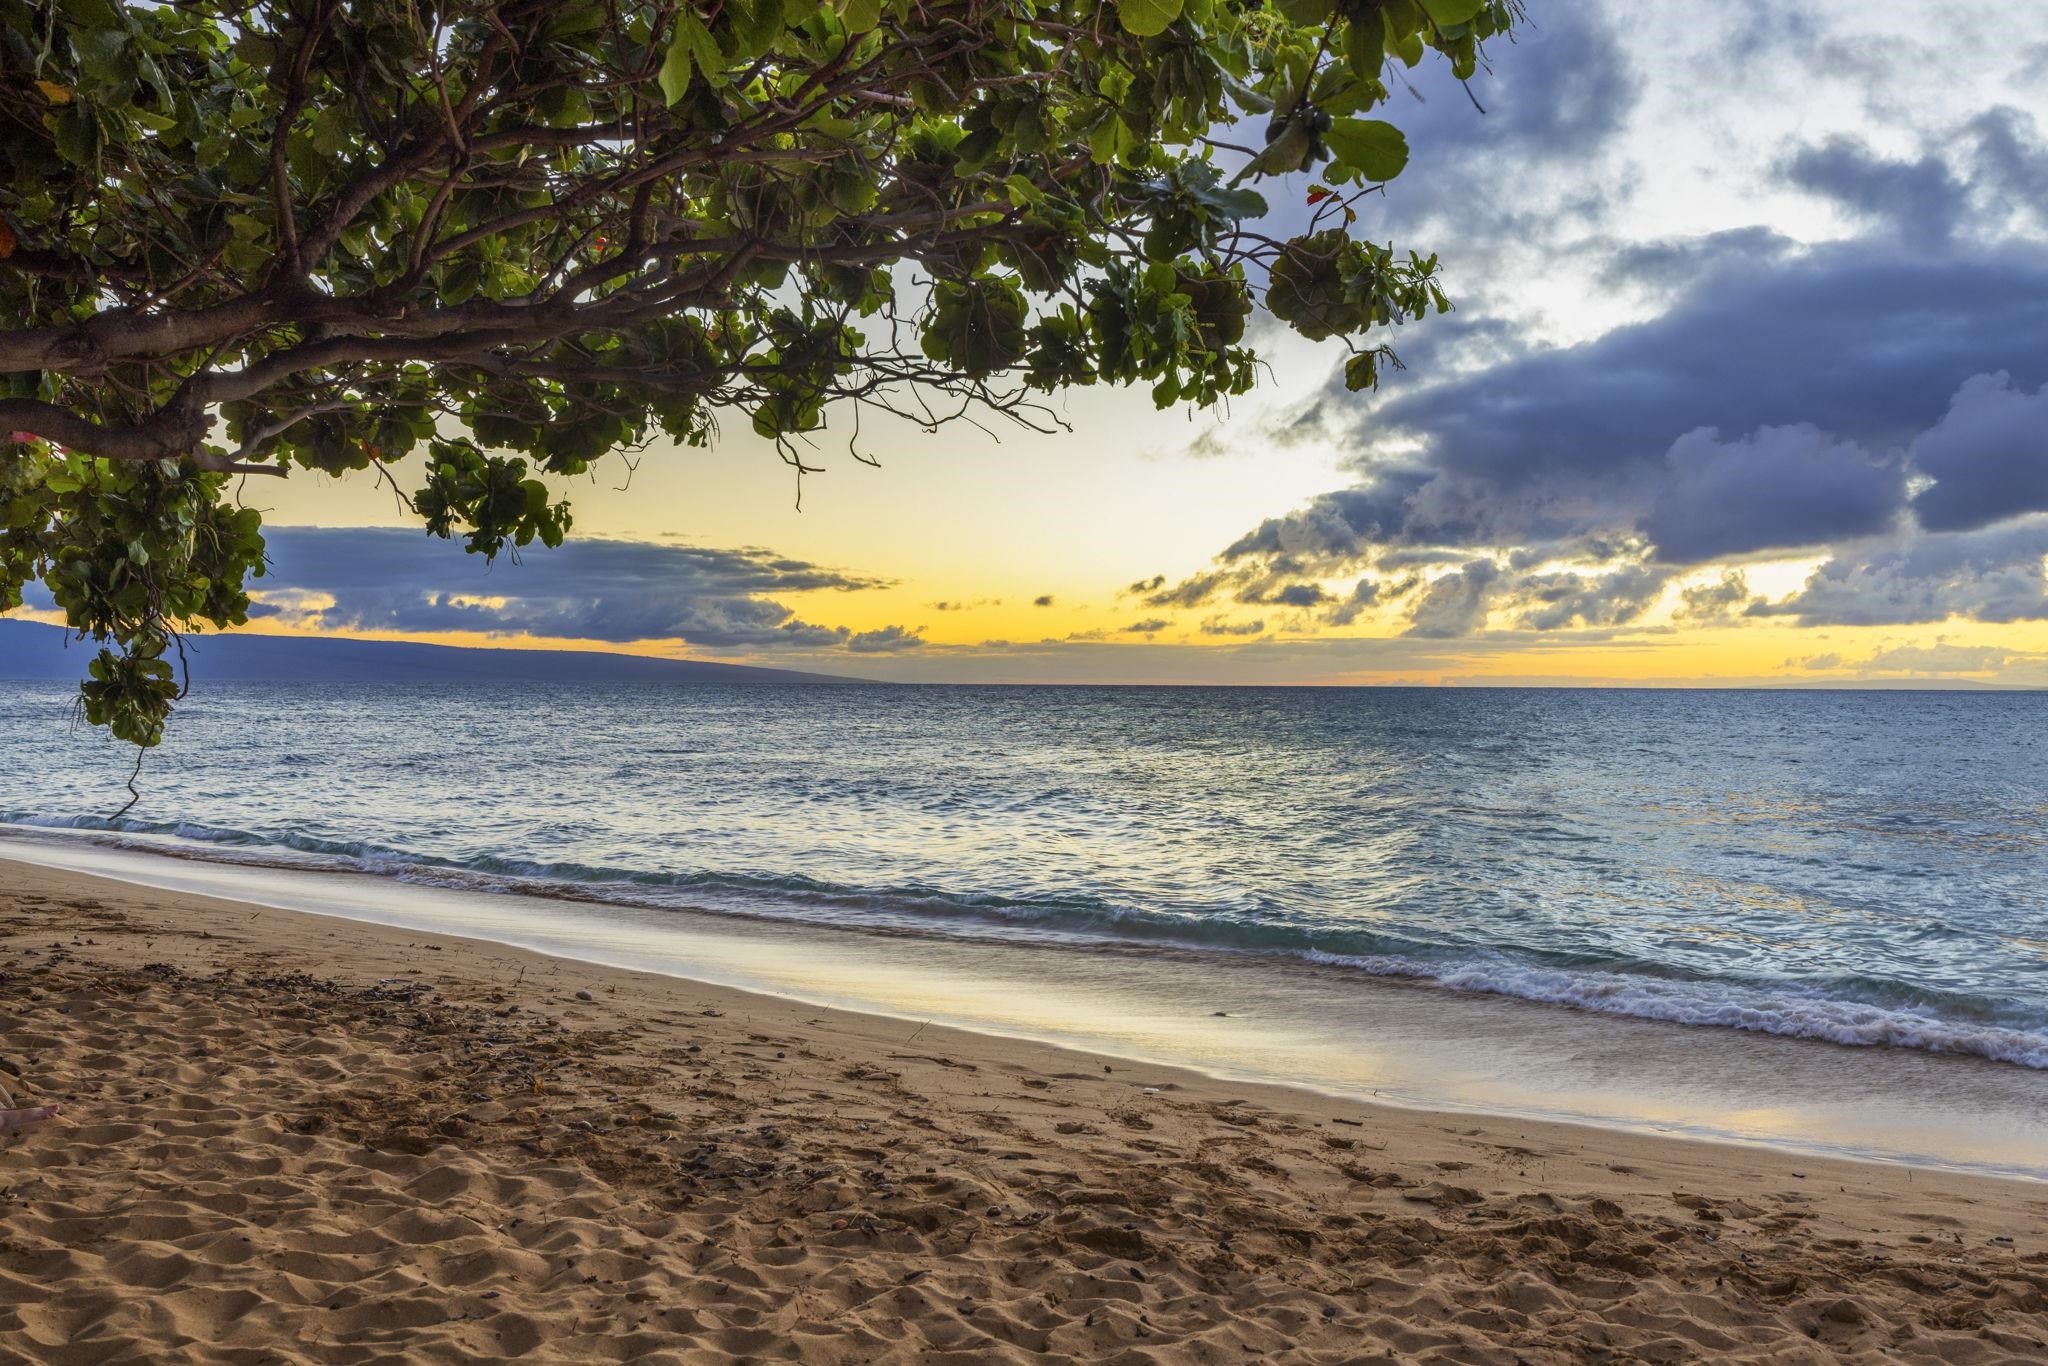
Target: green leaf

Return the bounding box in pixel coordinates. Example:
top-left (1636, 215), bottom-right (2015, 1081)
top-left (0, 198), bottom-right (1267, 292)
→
top-left (833, 0), bottom-right (882, 32)
top-left (659, 23), bottom-right (694, 104)
top-left (1343, 350), bottom-right (1381, 391)
top-left (922, 280), bottom-right (1029, 376)
top-left (47, 105), bottom-right (100, 167)
top-left (1419, 0), bottom-right (1488, 26)
top-left (1324, 118), bottom-right (1408, 181)
top-left (1004, 174), bottom-right (1045, 208)
top-left (1115, 0), bottom-right (1183, 38)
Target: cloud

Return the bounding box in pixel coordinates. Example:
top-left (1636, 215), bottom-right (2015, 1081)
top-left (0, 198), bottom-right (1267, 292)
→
top-left (1323, 578), bottom-right (1383, 627)
top-left (1851, 642), bottom-right (2027, 675)
top-left (1791, 641), bottom-right (2039, 678)
top-left (1123, 574), bottom-right (1166, 595)
top-left (845, 625), bottom-right (924, 653)
top-left (1643, 425), bottom-right (1903, 564)
top-left (1124, 10), bottom-right (2048, 655)
top-left (1241, 582), bottom-right (1331, 608)
top-left (1121, 618), bottom-right (1171, 635)
top-left (1032, 594), bottom-right (1054, 607)
top-left (1142, 571), bottom-right (1230, 608)
top-left (1199, 617), bottom-right (1265, 637)
top-left (1908, 372), bottom-right (2048, 533)
top-left (1786, 109), bottom-right (2048, 247)
top-left (1191, 234), bottom-right (2048, 625)
top-left (1368, 4), bottom-right (1641, 239)
top-left (244, 526), bottom-right (925, 653)
top-left (1220, 472), bottom-right (1445, 569)
top-left (1194, 91), bottom-right (2048, 598)
top-left (1388, 558), bottom-right (1672, 639)
top-left (1606, 227), bottom-right (1797, 291)
top-left (1966, 107), bottom-right (2048, 237)
top-left (1364, 246), bottom-right (2046, 543)
top-left (1676, 570), bottom-right (1752, 622)
top-left (1752, 519), bottom-right (2048, 626)
top-left (1405, 560), bottom-right (1500, 638)
top-left (1506, 563), bottom-right (1670, 631)
top-left (1784, 136), bottom-right (1966, 246)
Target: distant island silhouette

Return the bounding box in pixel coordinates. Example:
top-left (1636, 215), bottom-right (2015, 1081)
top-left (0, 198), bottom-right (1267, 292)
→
top-left (0, 619), bottom-right (870, 688)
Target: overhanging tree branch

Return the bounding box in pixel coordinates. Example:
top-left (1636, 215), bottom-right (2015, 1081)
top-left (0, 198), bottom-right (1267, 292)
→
top-left (1, 0), bottom-right (1515, 751)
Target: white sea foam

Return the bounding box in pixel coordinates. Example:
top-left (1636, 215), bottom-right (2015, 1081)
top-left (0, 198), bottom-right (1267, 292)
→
top-left (1300, 949), bottom-right (2048, 1068)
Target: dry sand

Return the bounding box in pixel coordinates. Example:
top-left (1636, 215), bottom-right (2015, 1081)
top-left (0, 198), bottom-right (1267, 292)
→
top-left (1, 859), bottom-right (2044, 1364)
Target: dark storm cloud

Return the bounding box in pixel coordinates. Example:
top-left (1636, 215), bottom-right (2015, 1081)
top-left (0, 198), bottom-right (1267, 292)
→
top-left (1137, 21), bottom-right (2047, 648)
top-left (1190, 89), bottom-right (2048, 620)
top-left (1968, 108), bottom-right (2048, 231)
top-left (1784, 137), bottom-right (1967, 246)
top-left (1604, 228), bottom-right (1797, 291)
top-left (1641, 425), bottom-right (1905, 564)
top-left (1220, 471), bottom-right (1446, 567)
top-left (1785, 109), bottom-right (2048, 247)
top-left (1369, 245), bottom-right (2048, 516)
top-left (245, 526), bottom-right (925, 653)
top-left (1907, 372), bottom-right (2048, 533)
top-left (1203, 239), bottom-right (2048, 591)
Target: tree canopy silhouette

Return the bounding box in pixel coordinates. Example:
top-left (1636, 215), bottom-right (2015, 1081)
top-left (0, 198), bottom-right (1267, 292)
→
top-left (1, 0), bottom-right (1514, 747)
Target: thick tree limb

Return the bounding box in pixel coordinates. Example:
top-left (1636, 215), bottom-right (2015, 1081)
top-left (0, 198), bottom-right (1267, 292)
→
top-left (0, 398), bottom-right (280, 475)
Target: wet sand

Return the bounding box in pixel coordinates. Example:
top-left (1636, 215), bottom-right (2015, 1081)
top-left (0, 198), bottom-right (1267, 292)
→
top-left (3, 859), bottom-right (2046, 1363)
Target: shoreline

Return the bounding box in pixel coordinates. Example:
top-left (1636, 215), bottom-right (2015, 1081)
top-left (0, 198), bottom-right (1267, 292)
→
top-left (5, 861), bottom-right (2047, 1360)
top-left (5, 830), bottom-right (2047, 1182)
top-left (6, 860), bottom-right (2048, 1362)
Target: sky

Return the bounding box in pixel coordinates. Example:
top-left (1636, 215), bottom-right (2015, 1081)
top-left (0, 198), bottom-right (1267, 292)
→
top-left (24, 1), bottom-right (2048, 686)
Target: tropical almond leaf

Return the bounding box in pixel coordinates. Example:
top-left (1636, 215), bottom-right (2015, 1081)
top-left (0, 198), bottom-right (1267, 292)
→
top-left (658, 24), bottom-right (693, 105)
top-left (833, 0), bottom-right (883, 31)
top-left (1419, 0), bottom-right (1489, 25)
top-left (1325, 117), bottom-right (1409, 182)
top-left (1115, 0), bottom-right (1183, 39)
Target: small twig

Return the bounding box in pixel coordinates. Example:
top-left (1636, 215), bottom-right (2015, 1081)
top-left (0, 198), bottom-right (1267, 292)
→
top-left (110, 746), bottom-right (146, 821)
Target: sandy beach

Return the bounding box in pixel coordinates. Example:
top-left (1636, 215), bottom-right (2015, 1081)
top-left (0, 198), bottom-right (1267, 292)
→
top-left (2, 858), bottom-right (2045, 1364)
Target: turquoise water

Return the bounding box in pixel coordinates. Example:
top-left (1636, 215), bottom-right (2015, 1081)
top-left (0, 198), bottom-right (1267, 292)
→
top-left (3, 681), bottom-right (2046, 1070)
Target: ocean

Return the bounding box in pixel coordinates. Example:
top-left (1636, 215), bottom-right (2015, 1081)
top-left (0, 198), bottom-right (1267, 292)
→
top-left (4, 681), bottom-right (2045, 1169)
